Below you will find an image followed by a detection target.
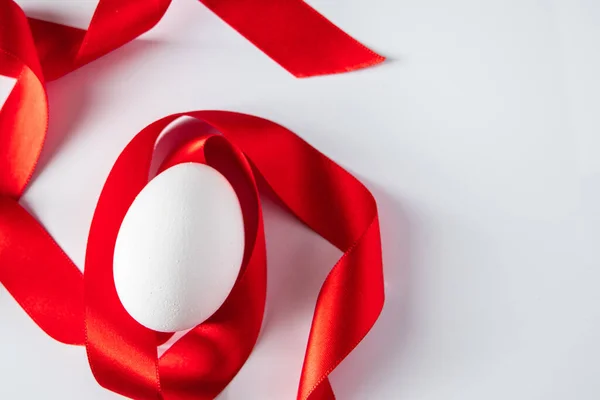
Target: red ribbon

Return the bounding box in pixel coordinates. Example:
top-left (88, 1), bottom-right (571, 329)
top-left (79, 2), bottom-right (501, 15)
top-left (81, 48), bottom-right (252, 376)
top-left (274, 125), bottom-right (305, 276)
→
top-left (0, 1), bottom-right (385, 399)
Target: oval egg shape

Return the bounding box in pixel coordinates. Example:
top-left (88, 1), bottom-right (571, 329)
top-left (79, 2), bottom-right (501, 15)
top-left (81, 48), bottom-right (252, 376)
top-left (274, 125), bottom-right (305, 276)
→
top-left (113, 163), bottom-right (245, 332)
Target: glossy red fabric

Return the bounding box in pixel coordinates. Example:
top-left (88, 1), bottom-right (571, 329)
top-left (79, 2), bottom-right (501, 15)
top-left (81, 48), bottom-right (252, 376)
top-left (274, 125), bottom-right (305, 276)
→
top-left (29, 0), bottom-right (384, 81)
top-left (199, 0), bottom-right (385, 77)
top-left (0, 1), bottom-right (385, 399)
top-left (82, 112), bottom-right (384, 400)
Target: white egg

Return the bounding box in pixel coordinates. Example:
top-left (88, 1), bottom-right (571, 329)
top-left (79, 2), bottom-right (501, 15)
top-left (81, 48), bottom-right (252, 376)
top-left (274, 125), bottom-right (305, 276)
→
top-left (113, 163), bottom-right (245, 332)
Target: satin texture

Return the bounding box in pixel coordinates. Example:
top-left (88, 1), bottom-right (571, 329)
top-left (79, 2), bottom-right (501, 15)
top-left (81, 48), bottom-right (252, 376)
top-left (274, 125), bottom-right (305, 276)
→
top-left (0, 1), bottom-right (385, 399)
top-left (83, 112), bottom-right (385, 400)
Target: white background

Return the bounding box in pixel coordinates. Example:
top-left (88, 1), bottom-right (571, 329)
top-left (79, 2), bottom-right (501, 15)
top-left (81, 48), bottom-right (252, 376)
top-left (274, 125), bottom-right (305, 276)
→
top-left (1, 0), bottom-right (600, 399)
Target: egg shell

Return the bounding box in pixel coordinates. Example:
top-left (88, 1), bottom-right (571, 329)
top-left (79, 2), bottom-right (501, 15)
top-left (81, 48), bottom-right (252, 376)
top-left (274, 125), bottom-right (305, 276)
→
top-left (113, 163), bottom-right (245, 332)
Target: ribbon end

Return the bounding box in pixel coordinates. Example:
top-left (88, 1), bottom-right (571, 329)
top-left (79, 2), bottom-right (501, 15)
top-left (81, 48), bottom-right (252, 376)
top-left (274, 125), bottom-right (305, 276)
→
top-left (292, 54), bottom-right (386, 79)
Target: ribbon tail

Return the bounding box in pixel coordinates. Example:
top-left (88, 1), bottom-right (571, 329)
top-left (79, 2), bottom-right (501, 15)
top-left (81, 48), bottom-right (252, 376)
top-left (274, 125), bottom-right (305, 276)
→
top-left (199, 0), bottom-right (385, 77)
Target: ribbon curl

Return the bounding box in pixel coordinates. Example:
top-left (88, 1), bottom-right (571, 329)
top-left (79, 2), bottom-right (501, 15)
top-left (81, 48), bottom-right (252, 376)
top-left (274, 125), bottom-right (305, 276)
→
top-left (84, 111), bottom-right (384, 399)
top-left (0, 0), bottom-right (385, 398)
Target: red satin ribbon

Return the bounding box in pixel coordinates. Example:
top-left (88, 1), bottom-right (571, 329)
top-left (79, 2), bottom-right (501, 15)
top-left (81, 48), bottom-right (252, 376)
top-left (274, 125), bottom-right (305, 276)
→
top-left (0, 1), bottom-right (385, 399)
top-left (29, 0), bottom-right (384, 81)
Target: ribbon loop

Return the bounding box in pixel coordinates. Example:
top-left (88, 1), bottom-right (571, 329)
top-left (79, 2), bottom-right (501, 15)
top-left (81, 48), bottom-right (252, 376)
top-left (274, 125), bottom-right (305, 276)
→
top-left (84, 111), bottom-right (383, 400)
